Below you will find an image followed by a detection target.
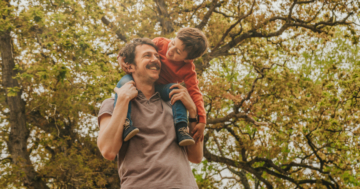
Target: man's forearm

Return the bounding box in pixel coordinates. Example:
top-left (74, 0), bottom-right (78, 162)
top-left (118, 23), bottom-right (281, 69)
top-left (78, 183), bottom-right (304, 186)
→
top-left (188, 108), bottom-right (197, 119)
top-left (186, 122), bottom-right (203, 163)
top-left (97, 96), bottom-right (130, 160)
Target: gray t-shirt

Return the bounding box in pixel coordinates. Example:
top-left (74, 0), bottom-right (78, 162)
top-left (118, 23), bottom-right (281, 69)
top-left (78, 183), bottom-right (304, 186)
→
top-left (98, 92), bottom-right (198, 189)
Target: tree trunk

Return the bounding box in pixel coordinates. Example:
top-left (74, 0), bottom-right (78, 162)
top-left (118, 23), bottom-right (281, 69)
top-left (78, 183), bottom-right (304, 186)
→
top-left (154, 0), bottom-right (174, 35)
top-left (0, 31), bottom-right (49, 189)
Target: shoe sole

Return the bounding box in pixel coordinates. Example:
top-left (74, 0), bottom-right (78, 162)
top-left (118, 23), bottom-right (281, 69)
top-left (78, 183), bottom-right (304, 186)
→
top-left (179, 139), bottom-right (195, 146)
top-left (124, 128), bottom-right (140, 142)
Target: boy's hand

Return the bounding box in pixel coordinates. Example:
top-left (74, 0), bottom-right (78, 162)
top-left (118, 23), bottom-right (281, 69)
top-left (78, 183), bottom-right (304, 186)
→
top-left (191, 123), bottom-right (205, 142)
top-left (117, 55), bottom-right (130, 74)
top-left (114, 81), bottom-right (138, 101)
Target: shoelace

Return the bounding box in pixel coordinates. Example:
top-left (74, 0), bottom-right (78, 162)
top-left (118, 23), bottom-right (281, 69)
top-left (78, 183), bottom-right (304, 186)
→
top-left (124, 119), bottom-right (130, 130)
top-left (178, 127), bottom-right (191, 136)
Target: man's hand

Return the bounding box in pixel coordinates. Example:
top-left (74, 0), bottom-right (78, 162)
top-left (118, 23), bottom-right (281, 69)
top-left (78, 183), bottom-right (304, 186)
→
top-left (117, 55), bottom-right (130, 74)
top-left (191, 123), bottom-right (205, 142)
top-left (169, 84), bottom-right (205, 142)
top-left (169, 83), bottom-right (197, 116)
top-left (114, 80), bottom-right (138, 101)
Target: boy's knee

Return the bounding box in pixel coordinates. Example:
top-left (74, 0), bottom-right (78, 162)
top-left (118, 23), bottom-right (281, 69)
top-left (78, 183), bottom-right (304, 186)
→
top-left (169, 83), bottom-right (178, 89)
top-left (118, 75), bottom-right (134, 87)
top-left (168, 83), bottom-right (179, 93)
top-left (118, 79), bottom-right (129, 87)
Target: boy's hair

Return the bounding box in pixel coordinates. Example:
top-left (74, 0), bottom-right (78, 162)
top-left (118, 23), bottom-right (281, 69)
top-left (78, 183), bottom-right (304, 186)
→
top-left (176, 27), bottom-right (209, 60)
top-left (119, 38), bottom-right (158, 65)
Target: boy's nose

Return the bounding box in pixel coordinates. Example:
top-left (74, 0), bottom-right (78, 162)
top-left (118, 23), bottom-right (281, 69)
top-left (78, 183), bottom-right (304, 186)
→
top-left (168, 47), bottom-right (174, 55)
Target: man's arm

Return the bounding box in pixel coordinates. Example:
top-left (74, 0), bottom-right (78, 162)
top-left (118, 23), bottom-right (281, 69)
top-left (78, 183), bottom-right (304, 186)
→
top-left (97, 81), bottom-right (137, 160)
top-left (186, 115), bottom-right (204, 164)
top-left (169, 83), bottom-right (204, 164)
top-left (170, 77), bottom-right (205, 142)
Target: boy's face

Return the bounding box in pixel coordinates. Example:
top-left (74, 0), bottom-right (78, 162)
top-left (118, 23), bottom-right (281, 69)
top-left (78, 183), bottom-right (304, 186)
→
top-left (166, 37), bottom-right (189, 62)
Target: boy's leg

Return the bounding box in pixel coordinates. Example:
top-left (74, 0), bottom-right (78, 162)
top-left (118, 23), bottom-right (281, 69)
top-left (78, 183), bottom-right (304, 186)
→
top-left (155, 84), bottom-right (195, 146)
top-left (114, 74), bottom-right (139, 141)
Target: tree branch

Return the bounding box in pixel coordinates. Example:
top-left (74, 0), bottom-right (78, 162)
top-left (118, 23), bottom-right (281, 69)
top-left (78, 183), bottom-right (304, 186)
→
top-left (228, 167), bottom-right (251, 189)
top-left (196, 0), bottom-right (222, 30)
top-left (207, 111), bottom-right (268, 126)
top-left (211, 0), bottom-right (256, 53)
top-left (203, 134), bottom-right (273, 188)
top-left (0, 157), bottom-right (12, 163)
top-left (199, 2), bottom-right (354, 72)
top-left (154, 0), bottom-right (174, 34)
top-left (101, 16), bottom-right (127, 42)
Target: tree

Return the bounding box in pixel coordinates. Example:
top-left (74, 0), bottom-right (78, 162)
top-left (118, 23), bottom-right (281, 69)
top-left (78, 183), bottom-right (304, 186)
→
top-left (0, 0), bottom-right (359, 188)
top-left (1, 0), bottom-right (120, 188)
top-left (199, 30), bottom-right (360, 188)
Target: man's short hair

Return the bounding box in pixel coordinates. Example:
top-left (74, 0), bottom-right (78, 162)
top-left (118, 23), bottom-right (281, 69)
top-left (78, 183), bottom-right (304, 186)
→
top-left (119, 38), bottom-right (158, 65)
top-left (176, 27), bottom-right (209, 60)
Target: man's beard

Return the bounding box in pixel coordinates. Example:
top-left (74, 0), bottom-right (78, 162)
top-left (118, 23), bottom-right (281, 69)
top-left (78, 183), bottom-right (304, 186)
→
top-left (132, 63), bottom-right (160, 84)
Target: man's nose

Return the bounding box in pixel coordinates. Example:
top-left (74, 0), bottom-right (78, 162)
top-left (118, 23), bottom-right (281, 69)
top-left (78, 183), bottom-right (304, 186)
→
top-left (150, 54), bottom-right (159, 62)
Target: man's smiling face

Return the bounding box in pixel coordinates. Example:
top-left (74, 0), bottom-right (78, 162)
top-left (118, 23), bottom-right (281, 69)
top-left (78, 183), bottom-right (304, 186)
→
top-left (130, 44), bottom-right (161, 83)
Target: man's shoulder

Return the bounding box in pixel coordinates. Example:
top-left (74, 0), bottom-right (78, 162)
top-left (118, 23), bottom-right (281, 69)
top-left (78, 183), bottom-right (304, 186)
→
top-left (100, 98), bottom-right (115, 110)
top-left (98, 98), bottom-right (115, 117)
top-left (104, 97), bottom-right (115, 103)
top-left (98, 98), bottom-right (115, 124)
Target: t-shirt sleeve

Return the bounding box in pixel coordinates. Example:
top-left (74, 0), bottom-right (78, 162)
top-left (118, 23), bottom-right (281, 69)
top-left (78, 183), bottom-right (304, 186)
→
top-left (97, 98), bottom-right (115, 127)
top-left (152, 37), bottom-right (165, 50)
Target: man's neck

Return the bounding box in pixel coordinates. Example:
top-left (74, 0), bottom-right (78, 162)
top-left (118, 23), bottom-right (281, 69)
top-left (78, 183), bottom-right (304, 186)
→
top-left (133, 78), bottom-right (155, 99)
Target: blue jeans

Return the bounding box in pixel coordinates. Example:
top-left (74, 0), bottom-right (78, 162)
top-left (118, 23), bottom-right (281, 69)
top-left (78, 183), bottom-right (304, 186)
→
top-left (114, 74), bottom-right (187, 126)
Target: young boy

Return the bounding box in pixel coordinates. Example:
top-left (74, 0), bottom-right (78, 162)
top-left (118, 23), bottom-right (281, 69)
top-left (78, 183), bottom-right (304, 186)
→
top-left (114, 27), bottom-right (208, 146)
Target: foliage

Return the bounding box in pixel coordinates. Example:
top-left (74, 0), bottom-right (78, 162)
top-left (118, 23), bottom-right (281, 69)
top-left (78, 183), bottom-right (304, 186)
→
top-left (202, 31), bottom-right (360, 188)
top-left (0, 0), bottom-right (359, 188)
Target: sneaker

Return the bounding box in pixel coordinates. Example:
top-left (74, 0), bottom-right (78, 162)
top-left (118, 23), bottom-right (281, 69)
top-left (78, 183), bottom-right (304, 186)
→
top-left (176, 126), bottom-right (195, 146)
top-left (123, 118), bottom-right (139, 141)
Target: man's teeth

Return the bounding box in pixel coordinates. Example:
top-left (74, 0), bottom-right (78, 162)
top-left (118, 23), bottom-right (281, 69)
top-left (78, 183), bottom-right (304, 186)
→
top-left (149, 67), bottom-right (157, 70)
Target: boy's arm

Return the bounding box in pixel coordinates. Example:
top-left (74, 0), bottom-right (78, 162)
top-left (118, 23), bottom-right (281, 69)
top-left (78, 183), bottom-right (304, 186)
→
top-left (152, 37), bottom-right (165, 50)
top-left (183, 63), bottom-right (206, 124)
top-left (182, 63), bottom-right (206, 142)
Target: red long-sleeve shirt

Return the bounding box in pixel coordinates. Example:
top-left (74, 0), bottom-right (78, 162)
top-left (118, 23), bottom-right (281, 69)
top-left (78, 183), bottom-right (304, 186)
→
top-left (153, 37), bottom-right (206, 123)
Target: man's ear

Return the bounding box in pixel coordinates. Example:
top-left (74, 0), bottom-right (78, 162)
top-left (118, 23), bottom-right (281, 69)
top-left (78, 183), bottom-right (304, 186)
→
top-left (117, 56), bottom-right (126, 67)
top-left (127, 63), bottom-right (136, 73)
top-left (184, 59), bottom-right (193, 64)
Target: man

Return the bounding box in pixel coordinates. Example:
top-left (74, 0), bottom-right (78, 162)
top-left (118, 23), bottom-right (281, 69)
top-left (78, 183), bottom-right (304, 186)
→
top-left (97, 38), bottom-right (203, 189)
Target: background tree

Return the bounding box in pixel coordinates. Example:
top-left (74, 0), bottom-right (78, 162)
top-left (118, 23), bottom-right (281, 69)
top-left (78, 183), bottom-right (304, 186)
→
top-left (1, 0), bottom-right (359, 188)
